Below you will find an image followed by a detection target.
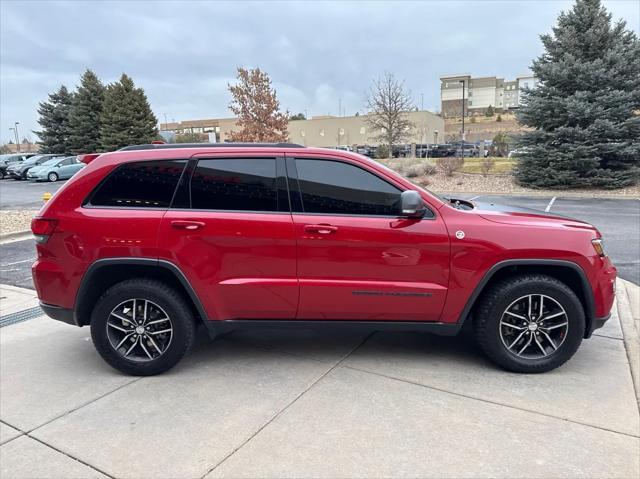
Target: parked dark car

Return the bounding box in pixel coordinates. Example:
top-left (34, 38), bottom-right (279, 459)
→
top-left (6, 154), bottom-right (63, 180)
top-left (0, 154), bottom-right (36, 179)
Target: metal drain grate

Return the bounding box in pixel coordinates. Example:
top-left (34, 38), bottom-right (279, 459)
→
top-left (0, 306), bottom-right (44, 328)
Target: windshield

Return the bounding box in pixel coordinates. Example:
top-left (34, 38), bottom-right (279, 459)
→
top-left (21, 156), bottom-right (44, 166)
top-left (40, 157), bottom-right (64, 166)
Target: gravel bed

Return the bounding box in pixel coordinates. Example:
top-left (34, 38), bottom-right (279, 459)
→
top-left (377, 158), bottom-right (639, 198)
top-left (0, 210), bottom-right (38, 235)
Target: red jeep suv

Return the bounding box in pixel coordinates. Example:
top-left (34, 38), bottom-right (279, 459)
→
top-left (32, 143), bottom-right (616, 375)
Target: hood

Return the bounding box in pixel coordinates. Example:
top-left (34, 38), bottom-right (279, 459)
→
top-left (28, 164), bottom-right (48, 174)
top-left (471, 200), bottom-right (596, 231)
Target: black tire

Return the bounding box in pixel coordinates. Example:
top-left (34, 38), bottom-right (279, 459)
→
top-left (474, 274), bottom-right (585, 373)
top-left (90, 279), bottom-right (197, 376)
top-left (0, 171), bottom-right (4, 180)
top-left (48, 172), bottom-right (58, 182)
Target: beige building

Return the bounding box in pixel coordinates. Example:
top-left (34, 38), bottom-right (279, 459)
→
top-left (161, 110), bottom-right (444, 147)
top-left (440, 73), bottom-right (537, 118)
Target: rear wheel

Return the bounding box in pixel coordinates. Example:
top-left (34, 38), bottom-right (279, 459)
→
top-left (474, 274), bottom-right (585, 373)
top-left (90, 279), bottom-right (197, 375)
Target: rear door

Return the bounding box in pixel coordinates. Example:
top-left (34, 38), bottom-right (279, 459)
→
top-left (157, 155), bottom-right (298, 321)
top-left (287, 155), bottom-right (450, 321)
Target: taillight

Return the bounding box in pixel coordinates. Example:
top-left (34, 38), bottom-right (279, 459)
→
top-left (31, 218), bottom-right (58, 244)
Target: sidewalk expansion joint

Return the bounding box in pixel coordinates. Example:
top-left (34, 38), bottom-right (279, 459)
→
top-left (27, 434), bottom-right (115, 479)
top-left (200, 331), bottom-right (377, 479)
top-left (0, 419), bottom-right (111, 477)
top-left (27, 377), bottom-right (143, 435)
top-left (342, 365), bottom-right (640, 440)
top-left (593, 332), bottom-right (623, 341)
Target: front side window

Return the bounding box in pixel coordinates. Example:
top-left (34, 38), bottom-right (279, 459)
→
top-left (294, 159), bottom-right (402, 216)
top-left (190, 158), bottom-right (278, 211)
top-left (88, 160), bottom-right (186, 208)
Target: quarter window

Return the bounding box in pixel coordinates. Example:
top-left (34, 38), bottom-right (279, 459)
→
top-left (190, 158), bottom-right (278, 211)
top-left (294, 159), bottom-right (402, 216)
top-left (88, 160), bottom-right (187, 208)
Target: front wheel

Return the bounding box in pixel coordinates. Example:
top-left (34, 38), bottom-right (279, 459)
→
top-left (474, 274), bottom-right (585, 373)
top-left (48, 172), bottom-right (58, 182)
top-left (90, 279), bottom-right (197, 375)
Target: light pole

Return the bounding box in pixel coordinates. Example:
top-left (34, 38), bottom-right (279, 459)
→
top-left (459, 80), bottom-right (465, 161)
top-left (13, 122), bottom-right (20, 152)
top-left (9, 127), bottom-right (19, 152)
top-left (421, 93), bottom-right (424, 111)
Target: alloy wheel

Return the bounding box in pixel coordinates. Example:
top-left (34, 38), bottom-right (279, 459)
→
top-left (499, 294), bottom-right (569, 359)
top-left (106, 299), bottom-right (173, 362)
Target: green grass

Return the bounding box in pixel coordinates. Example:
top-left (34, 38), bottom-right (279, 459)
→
top-left (462, 157), bottom-right (514, 174)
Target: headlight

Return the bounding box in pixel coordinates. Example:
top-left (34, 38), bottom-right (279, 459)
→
top-left (592, 238), bottom-right (605, 257)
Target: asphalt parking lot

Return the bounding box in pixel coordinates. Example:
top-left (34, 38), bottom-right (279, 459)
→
top-left (0, 178), bottom-right (66, 210)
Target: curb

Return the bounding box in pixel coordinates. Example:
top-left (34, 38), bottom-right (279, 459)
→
top-left (0, 230), bottom-right (31, 244)
top-left (616, 278), bottom-right (640, 411)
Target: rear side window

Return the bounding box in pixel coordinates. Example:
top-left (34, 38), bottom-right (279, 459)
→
top-left (88, 160), bottom-right (187, 208)
top-left (189, 158), bottom-right (278, 211)
top-left (294, 159), bottom-right (402, 216)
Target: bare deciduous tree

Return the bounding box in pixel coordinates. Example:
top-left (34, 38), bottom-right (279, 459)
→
top-left (228, 67), bottom-right (289, 142)
top-left (437, 157), bottom-right (464, 177)
top-left (364, 73), bottom-right (414, 158)
top-left (480, 156), bottom-right (496, 177)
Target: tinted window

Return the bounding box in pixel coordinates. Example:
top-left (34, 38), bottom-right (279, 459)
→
top-left (190, 159), bottom-right (278, 211)
top-left (295, 159), bottom-right (402, 216)
top-left (89, 160), bottom-right (186, 208)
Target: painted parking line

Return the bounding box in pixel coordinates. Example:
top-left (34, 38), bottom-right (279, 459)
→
top-left (545, 196), bottom-right (557, 212)
top-left (2, 259), bottom-right (34, 266)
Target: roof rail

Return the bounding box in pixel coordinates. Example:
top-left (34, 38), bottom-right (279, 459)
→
top-left (118, 142), bottom-right (305, 151)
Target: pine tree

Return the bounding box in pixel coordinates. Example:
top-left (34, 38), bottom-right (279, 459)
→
top-left (100, 74), bottom-right (159, 151)
top-left (68, 70), bottom-right (105, 154)
top-left (516, 0), bottom-right (640, 189)
top-left (35, 85), bottom-right (73, 154)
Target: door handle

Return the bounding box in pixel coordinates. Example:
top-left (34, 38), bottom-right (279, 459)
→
top-left (171, 220), bottom-right (205, 231)
top-left (304, 224), bottom-right (338, 234)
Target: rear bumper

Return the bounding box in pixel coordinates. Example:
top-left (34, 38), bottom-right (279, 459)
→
top-left (40, 302), bottom-right (79, 326)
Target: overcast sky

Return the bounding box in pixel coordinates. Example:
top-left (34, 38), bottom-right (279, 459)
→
top-left (1, 0), bottom-right (638, 143)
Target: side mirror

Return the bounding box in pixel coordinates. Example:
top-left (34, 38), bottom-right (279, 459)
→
top-left (400, 190), bottom-right (426, 218)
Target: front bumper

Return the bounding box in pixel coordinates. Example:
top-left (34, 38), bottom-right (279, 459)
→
top-left (585, 313), bottom-right (611, 338)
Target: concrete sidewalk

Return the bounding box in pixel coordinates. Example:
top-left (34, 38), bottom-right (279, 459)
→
top-left (1, 282), bottom-right (639, 479)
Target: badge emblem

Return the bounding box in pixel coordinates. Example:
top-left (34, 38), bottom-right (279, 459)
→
top-left (455, 230), bottom-right (465, 239)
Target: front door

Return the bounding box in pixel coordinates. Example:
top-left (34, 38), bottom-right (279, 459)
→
top-left (287, 156), bottom-right (450, 321)
top-left (157, 156), bottom-right (298, 321)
